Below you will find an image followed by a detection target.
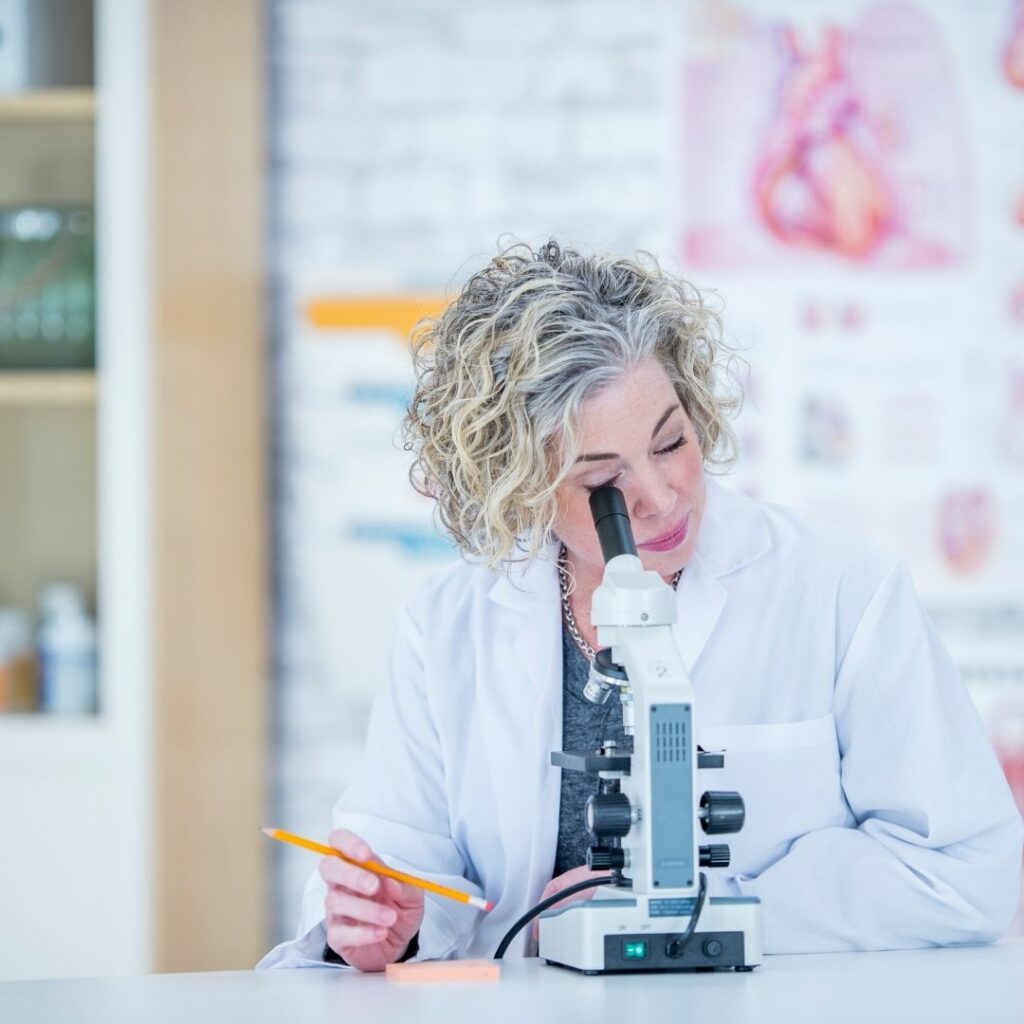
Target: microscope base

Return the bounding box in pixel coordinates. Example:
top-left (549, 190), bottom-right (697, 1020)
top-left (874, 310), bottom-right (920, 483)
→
top-left (538, 894), bottom-right (762, 975)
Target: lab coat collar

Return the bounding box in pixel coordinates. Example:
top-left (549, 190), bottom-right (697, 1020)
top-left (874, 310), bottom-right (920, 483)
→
top-left (486, 540), bottom-right (561, 613)
top-left (674, 477), bottom-right (772, 671)
top-left (692, 476), bottom-right (772, 578)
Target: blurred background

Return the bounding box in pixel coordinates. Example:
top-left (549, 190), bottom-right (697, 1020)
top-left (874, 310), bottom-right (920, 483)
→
top-left (0, 0), bottom-right (1021, 981)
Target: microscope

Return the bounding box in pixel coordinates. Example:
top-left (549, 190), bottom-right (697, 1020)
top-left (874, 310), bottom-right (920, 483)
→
top-left (538, 486), bottom-right (762, 974)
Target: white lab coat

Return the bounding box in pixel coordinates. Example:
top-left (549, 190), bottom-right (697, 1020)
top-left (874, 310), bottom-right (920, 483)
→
top-left (258, 479), bottom-right (1023, 968)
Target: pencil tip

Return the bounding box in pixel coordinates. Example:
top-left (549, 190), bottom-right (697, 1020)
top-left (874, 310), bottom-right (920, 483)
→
top-left (261, 827), bottom-right (276, 836)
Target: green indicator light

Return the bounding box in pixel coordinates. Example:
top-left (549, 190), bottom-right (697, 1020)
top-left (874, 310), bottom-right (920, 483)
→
top-left (624, 941), bottom-right (648, 959)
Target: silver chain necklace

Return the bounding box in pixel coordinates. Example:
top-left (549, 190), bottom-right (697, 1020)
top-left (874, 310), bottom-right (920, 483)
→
top-left (557, 544), bottom-right (683, 661)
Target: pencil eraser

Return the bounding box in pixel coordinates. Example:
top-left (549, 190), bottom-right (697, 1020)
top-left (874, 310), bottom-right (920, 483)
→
top-left (385, 959), bottom-right (501, 983)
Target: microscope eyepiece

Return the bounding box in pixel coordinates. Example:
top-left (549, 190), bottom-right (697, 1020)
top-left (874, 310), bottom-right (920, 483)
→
top-left (589, 486), bottom-right (638, 563)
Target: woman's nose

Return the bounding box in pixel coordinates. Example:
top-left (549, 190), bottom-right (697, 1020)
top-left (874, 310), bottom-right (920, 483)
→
top-left (629, 465), bottom-right (676, 522)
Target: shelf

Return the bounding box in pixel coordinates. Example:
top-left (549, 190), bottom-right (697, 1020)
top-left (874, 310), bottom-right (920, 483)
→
top-left (0, 89), bottom-right (96, 123)
top-left (0, 90), bottom-right (95, 205)
top-left (0, 371), bottom-right (97, 406)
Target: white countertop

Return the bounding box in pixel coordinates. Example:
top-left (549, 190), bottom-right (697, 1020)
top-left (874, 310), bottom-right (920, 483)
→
top-left (2, 941), bottom-right (1022, 1024)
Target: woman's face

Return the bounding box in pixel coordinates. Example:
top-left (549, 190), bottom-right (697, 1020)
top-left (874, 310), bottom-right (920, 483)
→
top-left (553, 357), bottom-right (706, 583)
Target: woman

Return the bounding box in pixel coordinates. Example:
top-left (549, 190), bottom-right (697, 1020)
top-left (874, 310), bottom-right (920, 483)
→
top-left (259, 241), bottom-right (1022, 971)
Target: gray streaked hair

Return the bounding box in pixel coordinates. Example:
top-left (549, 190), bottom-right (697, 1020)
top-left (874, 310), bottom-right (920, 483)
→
top-left (403, 238), bottom-right (741, 570)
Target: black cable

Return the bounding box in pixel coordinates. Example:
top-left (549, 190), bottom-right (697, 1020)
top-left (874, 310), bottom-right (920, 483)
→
top-left (494, 871), bottom-right (708, 963)
top-left (664, 872), bottom-right (708, 958)
top-left (493, 875), bottom-right (614, 960)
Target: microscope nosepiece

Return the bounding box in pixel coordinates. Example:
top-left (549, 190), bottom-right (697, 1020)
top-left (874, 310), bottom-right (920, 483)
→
top-left (583, 649), bottom-right (628, 705)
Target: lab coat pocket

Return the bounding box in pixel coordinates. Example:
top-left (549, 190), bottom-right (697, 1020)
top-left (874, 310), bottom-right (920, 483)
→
top-left (697, 713), bottom-right (848, 877)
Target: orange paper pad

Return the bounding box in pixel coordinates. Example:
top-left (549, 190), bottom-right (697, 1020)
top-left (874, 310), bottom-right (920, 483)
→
top-left (385, 959), bottom-right (501, 984)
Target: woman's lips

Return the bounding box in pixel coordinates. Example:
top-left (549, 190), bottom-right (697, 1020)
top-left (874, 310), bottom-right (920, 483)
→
top-left (637, 513), bottom-right (690, 553)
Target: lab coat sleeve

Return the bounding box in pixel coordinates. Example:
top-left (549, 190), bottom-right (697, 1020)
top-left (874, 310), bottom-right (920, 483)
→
top-left (728, 561), bottom-right (1024, 953)
top-left (257, 603), bottom-right (481, 969)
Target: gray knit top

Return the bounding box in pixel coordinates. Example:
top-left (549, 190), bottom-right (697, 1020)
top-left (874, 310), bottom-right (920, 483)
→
top-left (552, 625), bottom-right (629, 878)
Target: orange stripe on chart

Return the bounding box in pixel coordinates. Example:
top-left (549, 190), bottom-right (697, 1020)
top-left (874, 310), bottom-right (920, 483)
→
top-left (306, 297), bottom-right (448, 339)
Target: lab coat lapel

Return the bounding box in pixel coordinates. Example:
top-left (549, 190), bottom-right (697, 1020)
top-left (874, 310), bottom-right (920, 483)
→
top-left (673, 553), bottom-right (728, 673)
top-left (674, 478), bottom-right (772, 672)
top-left (485, 551), bottom-right (562, 901)
top-left (486, 546), bottom-right (561, 701)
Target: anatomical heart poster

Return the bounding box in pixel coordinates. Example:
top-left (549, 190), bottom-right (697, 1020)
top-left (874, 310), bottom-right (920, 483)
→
top-left (683, 2), bottom-right (971, 270)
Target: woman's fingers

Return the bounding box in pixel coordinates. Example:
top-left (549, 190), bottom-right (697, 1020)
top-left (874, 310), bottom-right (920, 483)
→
top-left (319, 854), bottom-right (381, 896)
top-left (381, 874), bottom-right (423, 908)
top-left (534, 869), bottom-right (610, 938)
top-left (325, 889), bottom-right (397, 928)
top-left (328, 828), bottom-right (373, 863)
top-left (327, 918), bottom-right (389, 949)
top-left (319, 828), bottom-right (424, 940)
top-left (318, 830), bottom-right (428, 968)
top-left (319, 829), bottom-right (394, 896)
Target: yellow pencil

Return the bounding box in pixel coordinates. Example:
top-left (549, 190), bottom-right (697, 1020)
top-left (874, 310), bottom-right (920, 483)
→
top-left (262, 827), bottom-right (494, 912)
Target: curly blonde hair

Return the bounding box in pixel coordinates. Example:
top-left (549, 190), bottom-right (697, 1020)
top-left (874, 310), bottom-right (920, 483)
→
top-left (403, 239), bottom-right (741, 570)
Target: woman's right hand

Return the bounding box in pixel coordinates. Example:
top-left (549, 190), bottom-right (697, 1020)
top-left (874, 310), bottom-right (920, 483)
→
top-left (320, 829), bottom-right (425, 973)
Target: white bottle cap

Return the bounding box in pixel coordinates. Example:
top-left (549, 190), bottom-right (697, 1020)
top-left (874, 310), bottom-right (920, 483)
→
top-left (38, 583), bottom-right (86, 621)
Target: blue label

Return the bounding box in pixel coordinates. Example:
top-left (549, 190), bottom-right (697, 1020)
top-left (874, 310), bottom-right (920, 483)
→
top-left (650, 703), bottom-right (695, 888)
top-left (649, 898), bottom-right (698, 918)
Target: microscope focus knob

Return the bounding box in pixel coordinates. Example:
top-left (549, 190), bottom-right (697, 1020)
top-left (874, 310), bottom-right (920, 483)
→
top-left (586, 792), bottom-right (632, 838)
top-left (587, 847), bottom-right (626, 870)
top-left (699, 844), bottom-right (731, 868)
top-left (700, 791), bottom-right (745, 834)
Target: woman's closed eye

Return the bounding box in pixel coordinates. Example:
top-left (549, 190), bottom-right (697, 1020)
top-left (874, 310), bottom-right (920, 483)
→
top-left (655, 435), bottom-right (686, 456)
top-left (581, 436), bottom-right (687, 492)
top-left (583, 473), bottom-right (622, 494)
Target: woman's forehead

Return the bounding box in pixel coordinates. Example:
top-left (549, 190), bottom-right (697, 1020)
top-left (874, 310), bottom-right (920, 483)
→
top-left (576, 360), bottom-right (680, 428)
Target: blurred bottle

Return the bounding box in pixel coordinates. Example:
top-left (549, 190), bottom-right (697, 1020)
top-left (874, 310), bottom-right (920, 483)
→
top-left (0, 0), bottom-right (94, 93)
top-left (36, 584), bottom-right (97, 714)
top-left (0, 608), bottom-right (36, 712)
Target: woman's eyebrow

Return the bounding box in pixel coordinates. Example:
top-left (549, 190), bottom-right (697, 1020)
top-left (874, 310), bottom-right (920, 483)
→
top-left (575, 404), bottom-right (680, 463)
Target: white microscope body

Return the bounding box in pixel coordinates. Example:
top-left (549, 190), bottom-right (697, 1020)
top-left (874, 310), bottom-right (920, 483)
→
top-left (538, 487), bottom-right (762, 974)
